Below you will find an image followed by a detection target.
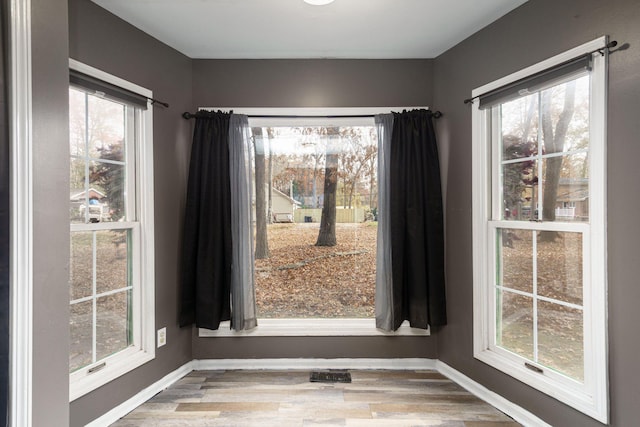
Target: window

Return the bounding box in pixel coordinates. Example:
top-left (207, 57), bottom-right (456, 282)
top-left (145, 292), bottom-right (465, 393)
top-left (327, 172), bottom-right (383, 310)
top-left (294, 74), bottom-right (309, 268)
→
top-left (68, 60), bottom-right (155, 400)
top-left (472, 38), bottom-right (608, 422)
top-left (199, 108), bottom-right (429, 337)
top-left (251, 124), bottom-right (377, 319)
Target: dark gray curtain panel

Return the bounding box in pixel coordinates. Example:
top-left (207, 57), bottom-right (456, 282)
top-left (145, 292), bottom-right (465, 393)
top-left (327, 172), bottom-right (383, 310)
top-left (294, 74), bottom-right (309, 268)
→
top-left (228, 115), bottom-right (257, 331)
top-left (180, 111), bottom-right (232, 330)
top-left (374, 113), bottom-right (394, 331)
top-left (389, 109), bottom-right (446, 330)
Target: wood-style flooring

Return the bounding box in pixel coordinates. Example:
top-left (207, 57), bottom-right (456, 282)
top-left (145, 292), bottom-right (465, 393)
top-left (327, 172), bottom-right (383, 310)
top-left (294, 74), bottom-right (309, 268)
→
top-left (112, 369), bottom-right (522, 427)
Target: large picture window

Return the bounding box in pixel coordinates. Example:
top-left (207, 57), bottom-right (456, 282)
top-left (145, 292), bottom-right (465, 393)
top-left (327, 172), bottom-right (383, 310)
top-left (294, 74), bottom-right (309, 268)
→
top-left (197, 109), bottom-right (434, 337)
top-left (251, 124), bottom-right (378, 319)
top-left (68, 60), bottom-right (155, 400)
top-left (472, 38), bottom-right (608, 422)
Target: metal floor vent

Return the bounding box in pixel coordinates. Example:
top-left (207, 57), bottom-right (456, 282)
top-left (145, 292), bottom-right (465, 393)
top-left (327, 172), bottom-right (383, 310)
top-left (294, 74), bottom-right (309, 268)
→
top-left (309, 370), bottom-right (352, 383)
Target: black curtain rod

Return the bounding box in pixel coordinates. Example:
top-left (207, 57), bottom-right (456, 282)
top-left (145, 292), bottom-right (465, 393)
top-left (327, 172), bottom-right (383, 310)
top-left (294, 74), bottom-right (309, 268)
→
top-left (182, 110), bottom-right (442, 120)
top-left (150, 98), bottom-right (169, 108)
top-left (463, 40), bottom-right (623, 105)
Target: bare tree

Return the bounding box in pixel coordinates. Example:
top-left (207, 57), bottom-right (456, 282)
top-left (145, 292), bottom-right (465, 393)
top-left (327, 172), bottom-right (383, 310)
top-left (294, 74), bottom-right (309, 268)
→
top-left (253, 127), bottom-right (269, 259)
top-left (337, 127), bottom-right (377, 209)
top-left (298, 127), bottom-right (326, 208)
top-left (316, 127), bottom-right (340, 246)
top-left (363, 127), bottom-right (378, 210)
top-left (266, 127), bottom-right (275, 223)
top-left (540, 81), bottom-right (577, 241)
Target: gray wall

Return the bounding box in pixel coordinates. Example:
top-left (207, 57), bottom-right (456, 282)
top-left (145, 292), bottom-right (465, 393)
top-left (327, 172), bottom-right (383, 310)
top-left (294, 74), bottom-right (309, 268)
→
top-left (68, 0), bottom-right (193, 425)
top-left (31, 0), bottom-right (70, 424)
top-left (192, 58), bottom-right (439, 360)
top-left (433, 0), bottom-right (640, 425)
top-left (193, 59), bottom-right (433, 108)
top-left (193, 335), bottom-right (437, 360)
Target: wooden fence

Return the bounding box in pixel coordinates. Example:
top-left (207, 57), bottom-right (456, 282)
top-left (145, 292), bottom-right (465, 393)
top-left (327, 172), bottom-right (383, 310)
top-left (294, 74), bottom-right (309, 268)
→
top-left (294, 208), bottom-right (365, 223)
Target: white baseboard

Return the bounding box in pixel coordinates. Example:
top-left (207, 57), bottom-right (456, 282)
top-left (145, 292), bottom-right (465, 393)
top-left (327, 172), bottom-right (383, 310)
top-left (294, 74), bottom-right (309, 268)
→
top-left (85, 360), bottom-right (196, 427)
top-left (86, 358), bottom-right (548, 427)
top-left (436, 360), bottom-right (551, 427)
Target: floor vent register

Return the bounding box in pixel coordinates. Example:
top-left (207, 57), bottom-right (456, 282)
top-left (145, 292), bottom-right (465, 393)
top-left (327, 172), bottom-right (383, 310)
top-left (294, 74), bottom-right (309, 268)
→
top-left (309, 370), bottom-right (352, 383)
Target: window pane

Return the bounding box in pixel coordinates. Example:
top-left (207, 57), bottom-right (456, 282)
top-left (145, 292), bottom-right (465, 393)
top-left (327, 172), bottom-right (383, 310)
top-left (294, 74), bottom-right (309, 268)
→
top-left (96, 291), bottom-right (132, 361)
top-left (502, 160), bottom-right (539, 221)
top-left (96, 230), bottom-right (130, 294)
top-left (498, 229), bottom-right (533, 293)
top-left (70, 232), bottom-right (93, 301)
top-left (540, 75), bottom-right (590, 155)
top-left (87, 94), bottom-right (125, 162)
top-left (501, 93), bottom-right (539, 161)
top-left (538, 300), bottom-right (584, 381)
top-left (89, 160), bottom-right (126, 222)
top-left (70, 91), bottom-right (129, 224)
top-left (497, 291), bottom-right (533, 360)
top-left (252, 126), bottom-right (377, 318)
top-left (537, 231), bottom-right (583, 305)
top-left (541, 154), bottom-right (589, 222)
top-left (70, 301), bottom-right (93, 373)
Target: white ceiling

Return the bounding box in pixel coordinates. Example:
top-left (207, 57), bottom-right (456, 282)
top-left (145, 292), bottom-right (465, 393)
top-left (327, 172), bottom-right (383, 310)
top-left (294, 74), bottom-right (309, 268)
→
top-left (91, 0), bottom-right (528, 59)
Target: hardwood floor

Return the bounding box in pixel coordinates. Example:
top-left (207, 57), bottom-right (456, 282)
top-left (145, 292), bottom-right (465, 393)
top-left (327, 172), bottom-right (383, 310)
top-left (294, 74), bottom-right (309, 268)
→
top-left (112, 370), bottom-right (522, 426)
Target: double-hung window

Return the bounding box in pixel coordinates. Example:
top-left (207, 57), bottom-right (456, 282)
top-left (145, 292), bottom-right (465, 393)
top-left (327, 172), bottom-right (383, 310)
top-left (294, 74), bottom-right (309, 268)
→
top-left (472, 38), bottom-right (608, 422)
top-left (68, 60), bottom-right (155, 400)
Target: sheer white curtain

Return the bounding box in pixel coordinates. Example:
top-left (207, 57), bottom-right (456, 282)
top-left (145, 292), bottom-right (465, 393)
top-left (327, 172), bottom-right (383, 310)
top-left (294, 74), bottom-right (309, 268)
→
top-left (375, 114), bottom-right (394, 331)
top-left (228, 114), bottom-right (258, 330)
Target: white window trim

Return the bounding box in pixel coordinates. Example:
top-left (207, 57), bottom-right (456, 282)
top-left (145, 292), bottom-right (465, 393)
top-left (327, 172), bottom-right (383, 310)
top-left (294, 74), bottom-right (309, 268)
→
top-left (68, 59), bottom-right (156, 402)
top-left (197, 106), bottom-right (431, 337)
top-left (10, 0), bottom-right (34, 425)
top-left (472, 37), bottom-right (608, 422)
top-left (199, 319), bottom-right (429, 337)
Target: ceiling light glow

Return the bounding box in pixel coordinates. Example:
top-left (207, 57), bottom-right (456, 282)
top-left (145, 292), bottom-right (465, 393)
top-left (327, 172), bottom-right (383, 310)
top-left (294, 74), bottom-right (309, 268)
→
top-left (304, 0), bottom-right (335, 5)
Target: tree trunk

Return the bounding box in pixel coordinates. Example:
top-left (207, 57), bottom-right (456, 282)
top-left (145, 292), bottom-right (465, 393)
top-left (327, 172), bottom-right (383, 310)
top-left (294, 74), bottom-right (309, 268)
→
top-left (253, 127), bottom-right (269, 259)
top-left (342, 176), bottom-right (347, 208)
top-left (521, 95), bottom-right (537, 143)
top-left (312, 170), bottom-right (318, 208)
top-left (316, 128), bottom-right (339, 246)
top-left (369, 170), bottom-right (375, 209)
top-left (267, 127), bottom-right (274, 224)
top-left (539, 81), bottom-right (577, 241)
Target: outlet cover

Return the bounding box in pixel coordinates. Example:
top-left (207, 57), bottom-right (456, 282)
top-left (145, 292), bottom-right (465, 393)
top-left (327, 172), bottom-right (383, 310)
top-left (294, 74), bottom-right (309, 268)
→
top-left (157, 327), bottom-right (167, 347)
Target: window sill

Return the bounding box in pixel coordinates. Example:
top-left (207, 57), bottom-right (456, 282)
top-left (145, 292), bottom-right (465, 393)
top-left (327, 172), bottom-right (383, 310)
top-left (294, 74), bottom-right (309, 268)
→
top-left (70, 347), bottom-right (155, 401)
top-left (198, 318), bottom-right (430, 337)
top-left (474, 348), bottom-right (607, 423)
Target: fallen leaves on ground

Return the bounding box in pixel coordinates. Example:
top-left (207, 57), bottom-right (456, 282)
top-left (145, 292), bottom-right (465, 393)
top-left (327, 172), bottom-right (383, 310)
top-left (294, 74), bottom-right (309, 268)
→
top-left (255, 223), bottom-right (377, 318)
top-left (500, 231), bottom-right (584, 380)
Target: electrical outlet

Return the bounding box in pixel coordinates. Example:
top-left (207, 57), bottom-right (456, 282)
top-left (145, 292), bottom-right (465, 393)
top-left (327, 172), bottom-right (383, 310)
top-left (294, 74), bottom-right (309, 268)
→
top-left (157, 327), bottom-right (167, 347)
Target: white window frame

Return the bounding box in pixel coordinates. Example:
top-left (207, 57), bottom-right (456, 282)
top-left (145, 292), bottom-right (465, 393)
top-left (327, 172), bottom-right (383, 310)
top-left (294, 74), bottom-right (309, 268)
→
top-left (472, 38), bottom-right (608, 422)
top-left (10, 0), bottom-right (34, 425)
top-left (198, 106), bottom-right (431, 337)
top-left (68, 59), bottom-right (156, 401)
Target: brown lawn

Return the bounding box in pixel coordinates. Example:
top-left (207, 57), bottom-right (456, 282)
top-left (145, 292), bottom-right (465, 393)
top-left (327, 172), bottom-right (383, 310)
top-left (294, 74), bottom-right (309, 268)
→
top-left (255, 222), bottom-right (377, 318)
top-left (499, 230), bottom-right (584, 381)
